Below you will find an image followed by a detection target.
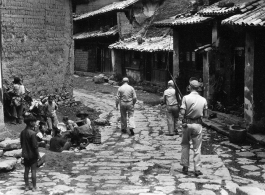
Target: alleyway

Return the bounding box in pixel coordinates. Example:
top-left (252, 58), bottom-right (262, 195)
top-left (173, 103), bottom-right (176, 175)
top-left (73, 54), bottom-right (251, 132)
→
top-left (1, 87), bottom-right (265, 195)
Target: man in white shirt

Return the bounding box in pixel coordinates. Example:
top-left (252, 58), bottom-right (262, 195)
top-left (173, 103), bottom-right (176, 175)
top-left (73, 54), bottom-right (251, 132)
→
top-left (179, 80), bottom-right (208, 177)
top-left (116, 77), bottom-right (137, 136)
top-left (162, 80), bottom-right (180, 136)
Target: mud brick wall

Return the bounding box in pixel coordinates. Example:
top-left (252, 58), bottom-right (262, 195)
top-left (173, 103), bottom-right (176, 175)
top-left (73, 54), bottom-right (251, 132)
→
top-left (75, 49), bottom-right (88, 72)
top-left (1, 0), bottom-right (74, 97)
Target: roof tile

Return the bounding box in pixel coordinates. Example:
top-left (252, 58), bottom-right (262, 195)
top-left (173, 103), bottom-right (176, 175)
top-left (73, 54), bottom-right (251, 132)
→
top-left (222, 0), bottom-right (265, 27)
top-left (154, 14), bottom-right (213, 27)
top-left (74, 0), bottom-right (140, 21)
top-left (109, 36), bottom-right (173, 52)
top-left (73, 27), bottom-right (118, 40)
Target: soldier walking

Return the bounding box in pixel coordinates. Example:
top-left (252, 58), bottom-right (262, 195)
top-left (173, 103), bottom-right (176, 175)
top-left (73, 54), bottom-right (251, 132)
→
top-left (116, 77), bottom-right (137, 136)
top-left (179, 80), bottom-right (208, 177)
top-left (162, 80), bottom-right (180, 136)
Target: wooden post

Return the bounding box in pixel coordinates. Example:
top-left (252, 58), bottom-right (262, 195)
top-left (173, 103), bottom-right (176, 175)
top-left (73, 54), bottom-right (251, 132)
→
top-left (203, 51), bottom-right (210, 100)
top-left (0, 3), bottom-right (4, 132)
top-left (173, 29), bottom-right (179, 78)
top-left (244, 32), bottom-right (254, 124)
top-left (111, 49), bottom-right (122, 75)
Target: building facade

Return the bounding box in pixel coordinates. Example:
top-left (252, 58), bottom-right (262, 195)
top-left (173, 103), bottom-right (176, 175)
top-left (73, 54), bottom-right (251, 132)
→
top-left (155, 0), bottom-right (265, 128)
top-left (73, 0), bottom-right (140, 74)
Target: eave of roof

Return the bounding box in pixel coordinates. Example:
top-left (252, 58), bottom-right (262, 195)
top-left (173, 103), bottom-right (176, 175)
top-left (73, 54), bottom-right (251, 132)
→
top-left (154, 14), bottom-right (213, 27)
top-left (73, 28), bottom-right (118, 40)
top-left (109, 36), bottom-right (173, 52)
top-left (222, 0), bottom-right (265, 27)
top-left (198, 2), bottom-right (240, 16)
top-left (74, 0), bottom-right (140, 21)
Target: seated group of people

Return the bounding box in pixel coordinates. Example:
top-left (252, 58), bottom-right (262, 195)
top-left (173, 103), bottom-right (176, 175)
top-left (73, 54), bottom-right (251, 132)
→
top-left (35, 110), bottom-right (92, 152)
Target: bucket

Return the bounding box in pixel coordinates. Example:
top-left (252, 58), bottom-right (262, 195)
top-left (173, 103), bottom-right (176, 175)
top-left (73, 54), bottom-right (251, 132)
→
top-left (229, 125), bottom-right (247, 144)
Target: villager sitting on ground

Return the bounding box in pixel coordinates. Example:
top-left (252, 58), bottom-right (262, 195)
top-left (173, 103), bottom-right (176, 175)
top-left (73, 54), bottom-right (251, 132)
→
top-left (162, 80), bottom-right (180, 136)
top-left (36, 121), bottom-right (50, 148)
top-left (62, 116), bottom-right (78, 131)
top-left (179, 80), bottom-right (208, 177)
top-left (72, 111), bottom-right (93, 146)
top-left (49, 127), bottom-right (71, 152)
top-left (115, 77), bottom-right (137, 136)
top-left (76, 111), bottom-right (92, 127)
top-left (9, 77), bottom-right (26, 124)
top-left (44, 95), bottom-right (59, 135)
top-left (20, 115), bottom-right (41, 192)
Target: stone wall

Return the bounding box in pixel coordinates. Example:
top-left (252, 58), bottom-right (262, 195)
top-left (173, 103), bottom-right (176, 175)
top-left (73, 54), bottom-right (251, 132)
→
top-left (1, 0), bottom-right (74, 97)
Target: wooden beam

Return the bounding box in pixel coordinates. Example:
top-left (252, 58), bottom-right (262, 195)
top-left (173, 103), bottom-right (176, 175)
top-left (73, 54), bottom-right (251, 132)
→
top-left (244, 31), bottom-right (254, 124)
top-left (173, 29), bottom-right (179, 78)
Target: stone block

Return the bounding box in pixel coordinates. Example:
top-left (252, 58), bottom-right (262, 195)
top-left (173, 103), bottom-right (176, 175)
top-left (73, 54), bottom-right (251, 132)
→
top-left (236, 186), bottom-right (265, 195)
top-left (0, 150), bottom-right (3, 157)
top-left (0, 158), bottom-right (17, 171)
top-left (0, 138), bottom-right (21, 151)
top-left (3, 149), bottom-right (22, 158)
top-left (94, 76), bottom-right (104, 84)
top-left (94, 118), bottom-right (109, 126)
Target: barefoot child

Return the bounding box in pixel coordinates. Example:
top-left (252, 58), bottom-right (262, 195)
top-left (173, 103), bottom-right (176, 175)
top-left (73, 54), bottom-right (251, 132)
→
top-left (20, 115), bottom-right (41, 191)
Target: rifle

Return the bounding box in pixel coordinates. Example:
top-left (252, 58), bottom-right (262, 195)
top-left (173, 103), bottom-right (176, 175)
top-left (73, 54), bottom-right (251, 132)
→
top-left (169, 74), bottom-right (182, 105)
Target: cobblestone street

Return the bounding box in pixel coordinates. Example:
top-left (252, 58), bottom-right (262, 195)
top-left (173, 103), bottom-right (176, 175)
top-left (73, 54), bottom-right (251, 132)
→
top-left (1, 88), bottom-right (265, 195)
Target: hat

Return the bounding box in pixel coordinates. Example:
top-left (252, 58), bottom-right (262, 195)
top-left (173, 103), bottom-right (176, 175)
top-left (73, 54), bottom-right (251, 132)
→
top-left (189, 80), bottom-right (200, 88)
top-left (189, 77), bottom-right (198, 82)
top-left (168, 80), bottom-right (174, 86)
top-left (13, 77), bottom-right (21, 84)
top-left (122, 77), bottom-right (129, 83)
top-left (76, 111), bottom-right (89, 118)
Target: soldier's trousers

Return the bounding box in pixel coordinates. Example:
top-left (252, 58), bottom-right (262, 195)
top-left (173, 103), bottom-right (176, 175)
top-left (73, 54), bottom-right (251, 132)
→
top-left (180, 123), bottom-right (202, 171)
top-left (120, 101), bottom-right (135, 130)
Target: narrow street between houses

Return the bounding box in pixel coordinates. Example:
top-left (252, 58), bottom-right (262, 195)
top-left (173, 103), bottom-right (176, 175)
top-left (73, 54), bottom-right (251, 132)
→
top-left (1, 77), bottom-right (265, 195)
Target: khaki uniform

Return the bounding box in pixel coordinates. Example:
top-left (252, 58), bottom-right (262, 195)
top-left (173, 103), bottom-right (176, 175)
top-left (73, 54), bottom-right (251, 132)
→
top-left (163, 87), bottom-right (179, 134)
top-left (180, 91), bottom-right (207, 171)
top-left (116, 83), bottom-right (137, 130)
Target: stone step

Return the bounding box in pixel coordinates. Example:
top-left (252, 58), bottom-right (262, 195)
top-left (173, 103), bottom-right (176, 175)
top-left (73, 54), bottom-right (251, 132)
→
top-left (0, 158), bottom-right (17, 172)
top-left (0, 138), bottom-right (21, 151)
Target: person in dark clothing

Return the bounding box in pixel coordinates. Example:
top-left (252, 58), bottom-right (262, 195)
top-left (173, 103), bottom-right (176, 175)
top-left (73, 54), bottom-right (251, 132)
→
top-left (49, 127), bottom-right (68, 152)
top-left (20, 115), bottom-right (41, 192)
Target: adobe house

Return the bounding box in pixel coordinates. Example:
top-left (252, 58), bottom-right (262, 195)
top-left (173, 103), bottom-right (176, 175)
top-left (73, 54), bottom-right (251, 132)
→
top-left (155, 13), bottom-right (213, 94)
top-left (109, 0), bottom-right (190, 85)
top-left (155, 0), bottom-right (263, 127)
top-left (73, 0), bottom-right (140, 73)
top-left (109, 36), bottom-right (173, 84)
top-left (0, 0), bottom-right (74, 131)
top-left (222, 0), bottom-right (265, 126)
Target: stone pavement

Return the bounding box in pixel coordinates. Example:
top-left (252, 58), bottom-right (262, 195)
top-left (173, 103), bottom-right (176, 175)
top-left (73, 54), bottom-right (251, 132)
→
top-left (0, 89), bottom-right (265, 195)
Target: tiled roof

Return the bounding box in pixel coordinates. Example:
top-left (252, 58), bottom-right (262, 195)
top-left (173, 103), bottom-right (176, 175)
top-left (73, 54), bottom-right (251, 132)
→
top-left (109, 36), bottom-right (173, 52)
top-left (74, 0), bottom-right (140, 21)
top-left (73, 27), bottom-right (118, 40)
top-left (198, 1), bottom-right (241, 16)
top-left (222, 0), bottom-right (265, 27)
top-left (154, 14), bottom-right (213, 27)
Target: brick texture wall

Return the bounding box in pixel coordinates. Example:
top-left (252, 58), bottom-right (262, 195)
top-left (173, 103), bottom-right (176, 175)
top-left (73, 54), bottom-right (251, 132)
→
top-left (75, 49), bottom-right (88, 72)
top-left (1, 0), bottom-right (74, 97)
